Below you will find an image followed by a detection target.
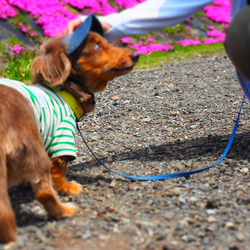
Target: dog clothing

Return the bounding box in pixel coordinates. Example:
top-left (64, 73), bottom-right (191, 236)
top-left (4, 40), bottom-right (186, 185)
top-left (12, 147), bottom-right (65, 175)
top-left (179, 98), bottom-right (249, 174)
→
top-left (0, 78), bottom-right (77, 160)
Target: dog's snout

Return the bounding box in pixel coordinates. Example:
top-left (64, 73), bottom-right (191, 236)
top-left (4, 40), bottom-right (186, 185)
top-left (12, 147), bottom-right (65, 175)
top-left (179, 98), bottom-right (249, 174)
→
top-left (130, 52), bottom-right (139, 63)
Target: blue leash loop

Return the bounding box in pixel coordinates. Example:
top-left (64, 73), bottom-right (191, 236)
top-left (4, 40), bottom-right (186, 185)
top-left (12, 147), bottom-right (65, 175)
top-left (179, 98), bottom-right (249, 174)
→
top-left (77, 80), bottom-right (250, 181)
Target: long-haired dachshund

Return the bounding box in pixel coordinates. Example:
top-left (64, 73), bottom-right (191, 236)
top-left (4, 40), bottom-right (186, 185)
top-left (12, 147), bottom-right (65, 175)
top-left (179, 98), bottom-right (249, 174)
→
top-left (0, 14), bottom-right (139, 243)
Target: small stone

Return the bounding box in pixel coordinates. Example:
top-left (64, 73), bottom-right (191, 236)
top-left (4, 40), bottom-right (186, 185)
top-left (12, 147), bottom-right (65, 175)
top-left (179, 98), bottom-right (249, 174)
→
top-left (236, 233), bottom-right (245, 242)
top-left (236, 190), bottom-right (244, 196)
top-left (107, 157), bottom-right (113, 162)
top-left (189, 196), bottom-right (198, 202)
top-left (36, 231), bottom-right (48, 243)
top-left (197, 231), bottom-right (206, 238)
top-left (98, 234), bottom-right (109, 240)
top-left (168, 187), bottom-right (181, 196)
top-left (142, 117), bottom-right (151, 122)
top-left (111, 95), bottom-right (120, 101)
top-left (109, 181), bottom-right (117, 188)
top-left (166, 127), bottom-right (174, 132)
top-left (90, 135), bottom-right (101, 141)
top-left (190, 124), bottom-right (198, 129)
top-left (240, 167), bottom-right (249, 173)
top-left (178, 219), bottom-right (188, 228)
top-left (206, 209), bottom-right (216, 215)
top-left (170, 111), bottom-right (178, 116)
top-left (236, 185), bottom-right (246, 192)
top-left (225, 222), bottom-right (235, 229)
top-left (82, 232), bottom-right (91, 240)
top-left (207, 216), bottom-right (217, 223)
top-left (235, 185), bottom-right (246, 196)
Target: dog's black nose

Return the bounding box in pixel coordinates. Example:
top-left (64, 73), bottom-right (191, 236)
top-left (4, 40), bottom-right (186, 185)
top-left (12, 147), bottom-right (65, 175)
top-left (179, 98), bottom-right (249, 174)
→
top-left (130, 52), bottom-right (139, 63)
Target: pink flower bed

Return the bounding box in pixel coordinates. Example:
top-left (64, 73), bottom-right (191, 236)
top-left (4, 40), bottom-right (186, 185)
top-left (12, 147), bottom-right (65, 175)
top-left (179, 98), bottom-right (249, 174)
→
top-left (12, 44), bottom-right (24, 55)
top-left (0, 0), bottom-right (230, 54)
top-left (0, 0), bottom-right (16, 19)
top-left (62, 0), bottom-right (117, 15)
top-left (203, 0), bottom-right (231, 23)
top-left (128, 42), bottom-right (174, 55)
top-left (115, 0), bottom-right (146, 9)
top-left (177, 39), bottom-right (202, 46)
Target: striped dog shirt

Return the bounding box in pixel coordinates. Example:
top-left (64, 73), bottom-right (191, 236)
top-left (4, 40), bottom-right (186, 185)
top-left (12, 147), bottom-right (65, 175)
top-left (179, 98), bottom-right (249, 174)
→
top-left (0, 78), bottom-right (77, 160)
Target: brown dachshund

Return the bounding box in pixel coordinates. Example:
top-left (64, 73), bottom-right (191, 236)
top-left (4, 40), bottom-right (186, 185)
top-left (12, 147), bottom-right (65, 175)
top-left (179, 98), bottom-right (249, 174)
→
top-left (31, 31), bottom-right (139, 195)
top-left (0, 15), bottom-right (139, 243)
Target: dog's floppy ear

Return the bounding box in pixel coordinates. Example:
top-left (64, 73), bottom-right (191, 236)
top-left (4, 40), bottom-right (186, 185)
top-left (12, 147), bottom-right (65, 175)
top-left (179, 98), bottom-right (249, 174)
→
top-left (31, 37), bottom-right (71, 87)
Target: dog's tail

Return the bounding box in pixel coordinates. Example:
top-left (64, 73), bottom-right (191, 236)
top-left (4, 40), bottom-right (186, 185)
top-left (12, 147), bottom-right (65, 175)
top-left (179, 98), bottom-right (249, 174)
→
top-left (0, 147), bottom-right (16, 243)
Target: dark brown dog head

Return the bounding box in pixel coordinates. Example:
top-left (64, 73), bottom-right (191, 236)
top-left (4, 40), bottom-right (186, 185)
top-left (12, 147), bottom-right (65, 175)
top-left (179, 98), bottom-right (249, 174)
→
top-left (68, 31), bottom-right (139, 92)
top-left (31, 15), bottom-right (139, 115)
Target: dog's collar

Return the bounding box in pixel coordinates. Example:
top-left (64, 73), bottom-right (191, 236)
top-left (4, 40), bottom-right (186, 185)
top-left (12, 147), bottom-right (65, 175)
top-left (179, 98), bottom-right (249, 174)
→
top-left (43, 81), bottom-right (84, 121)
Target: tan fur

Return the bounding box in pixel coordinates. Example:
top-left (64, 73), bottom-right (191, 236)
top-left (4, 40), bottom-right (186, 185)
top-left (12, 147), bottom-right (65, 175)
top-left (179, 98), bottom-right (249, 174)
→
top-left (0, 32), bottom-right (138, 243)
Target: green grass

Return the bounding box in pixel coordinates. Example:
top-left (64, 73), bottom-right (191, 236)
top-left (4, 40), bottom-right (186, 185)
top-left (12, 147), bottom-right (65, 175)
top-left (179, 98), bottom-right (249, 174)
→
top-left (0, 42), bottom-right (4, 53)
top-left (12, 13), bottom-right (30, 26)
top-left (135, 42), bottom-right (225, 70)
top-left (3, 53), bottom-right (34, 82)
top-left (163, 24), bottom-right (187, 35)
top-left (0, 40), bottom-right (37, 83)
top-left (0, 39), bottom-right (225, 81)
top-left (5, 36), bottom-right (22, 47)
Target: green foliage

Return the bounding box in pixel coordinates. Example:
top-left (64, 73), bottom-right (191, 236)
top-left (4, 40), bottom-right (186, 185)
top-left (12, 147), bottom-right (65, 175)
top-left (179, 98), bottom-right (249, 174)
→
top-left (5, 36), bottom-right (22, 46)
top-left (163, 24), bottom-right (187, 35)
top-left (163, 26), bottom-right (177, 35)
top-left (12, 13), bottom-right (29, 26)
top-left (0, 42), bottom-right (4, 53)
top-left (0, 48), bottom-right (36, 83)
top-left (195, 11), bottom-right (205, 17)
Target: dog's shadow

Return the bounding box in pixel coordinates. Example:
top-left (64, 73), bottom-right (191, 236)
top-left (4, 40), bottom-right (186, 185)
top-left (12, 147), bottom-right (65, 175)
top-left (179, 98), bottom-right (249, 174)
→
top-left (73, 131), bottom-right (250, 177)
top-left (8, 186), bottom-right (44, 227)
top-left (9, 131), bottom-right (250, 228)
top-left (8, 176), bottom-right (101, 227)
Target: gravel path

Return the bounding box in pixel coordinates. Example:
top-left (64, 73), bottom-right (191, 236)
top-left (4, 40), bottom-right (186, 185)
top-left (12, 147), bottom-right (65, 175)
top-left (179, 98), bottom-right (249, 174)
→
top-left (1, 53), bottom-right (250, 250)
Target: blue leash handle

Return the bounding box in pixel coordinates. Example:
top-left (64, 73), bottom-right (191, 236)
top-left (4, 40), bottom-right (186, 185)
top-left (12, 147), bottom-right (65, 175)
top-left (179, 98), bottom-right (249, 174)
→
top-left (77, 80), bottom-right (250, 181)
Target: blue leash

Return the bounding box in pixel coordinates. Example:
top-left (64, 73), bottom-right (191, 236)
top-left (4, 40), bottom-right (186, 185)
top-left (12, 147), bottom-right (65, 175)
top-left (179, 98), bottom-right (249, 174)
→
top-left (77, 80), bottom-right (250, 181)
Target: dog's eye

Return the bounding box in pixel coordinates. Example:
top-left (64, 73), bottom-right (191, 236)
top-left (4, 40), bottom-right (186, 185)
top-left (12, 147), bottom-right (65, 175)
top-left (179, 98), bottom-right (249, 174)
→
top-left (93, 44), bottom-right (101, 51)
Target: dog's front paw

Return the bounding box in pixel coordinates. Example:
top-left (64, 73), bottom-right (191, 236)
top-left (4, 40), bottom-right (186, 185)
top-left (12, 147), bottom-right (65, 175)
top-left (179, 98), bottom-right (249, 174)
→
top-left (56, 180), bottom-right (83, 195)
top-left (49, 202), bottom-right (78, 219)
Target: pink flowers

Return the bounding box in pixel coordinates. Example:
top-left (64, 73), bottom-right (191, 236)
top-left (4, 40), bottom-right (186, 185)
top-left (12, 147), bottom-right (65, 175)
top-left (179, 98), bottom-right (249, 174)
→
top-left (1, 0), bottom-right (231, 54)
top-left (12, 45), bottom-right (24, 55)
top-left (203, 0), bottom-right (231, 23)
top-left (0, 0), bottom-right (16, 19)
top-left (120, 35), bottom-right (173, 54)
top-left (204, 29), bottom-right (226, 45)
top-left (19, 22), bottom-right (27, 32)
top-left (120, 37), bottom-right (133, 43)
top-left (115, 0), bottom-right (146, 9)
top-left (128, 42), bottom-right (174, 55)
top-left (177, 38), bottom-right (201, 46)
top-left (19, 22), bottom-right (38, 38)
